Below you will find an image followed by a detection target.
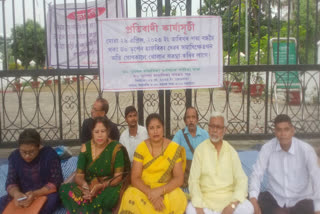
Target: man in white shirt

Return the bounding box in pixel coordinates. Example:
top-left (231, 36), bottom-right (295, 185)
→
top-left (119, 106), bottom-right (148, 162)
top-left (187, 111), bottom-right (253, 214)
top-left (249, 114), bottom-right (320, 214)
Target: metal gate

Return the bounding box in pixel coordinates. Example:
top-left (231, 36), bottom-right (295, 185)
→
top-left (0, 0), bottom-right (319, 146)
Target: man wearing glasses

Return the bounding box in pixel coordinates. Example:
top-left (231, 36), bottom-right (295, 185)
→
top-left (187, 112), bottom-right (253, 214)
top-left (80, 97), bottom-right (120, 143)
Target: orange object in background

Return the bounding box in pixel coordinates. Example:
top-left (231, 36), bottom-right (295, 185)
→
top-left (288, 91), bottom-right (301, 105)
top-left (3, 196), bottom-right (47, 214)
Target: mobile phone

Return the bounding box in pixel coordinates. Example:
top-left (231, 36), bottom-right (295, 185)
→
top-left (17, 196), bottom-right (27, 201)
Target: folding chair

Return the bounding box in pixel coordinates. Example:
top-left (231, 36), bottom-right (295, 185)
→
top-left (270, 38), bottom-right (302, 114)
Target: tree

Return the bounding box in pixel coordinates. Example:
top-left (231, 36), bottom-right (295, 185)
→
top-left (10, 20), bottom-right (46, 68)
top-left (199, 0), bottom-right (271, 65)
top-left (0, 36), bottom-right (13, 59)
top-left (200, 0), bottom-right (320, 65)
top-left (162, 5), bottom-right (177, 16)
top-left (289, 0), bottom-right (319, 64)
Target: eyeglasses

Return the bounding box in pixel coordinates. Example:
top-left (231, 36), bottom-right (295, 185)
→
top-left (20, 150), bottom-right (37, 157)
top-left (208, 124), bottom-right (225, 130)
top-left (91, 106), bottom-right (104, 112)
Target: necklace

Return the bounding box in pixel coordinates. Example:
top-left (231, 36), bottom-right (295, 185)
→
top-left (150, 139), bottom-right (164, 157)
top-left (92, 139), bottom-right (109, 159)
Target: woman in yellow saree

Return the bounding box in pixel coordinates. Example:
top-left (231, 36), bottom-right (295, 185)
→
top-left (119, 113), bottom-right (187, 214)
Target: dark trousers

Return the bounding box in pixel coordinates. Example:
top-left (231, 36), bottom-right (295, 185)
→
top-left (258, 191), bottom-right (314, 214)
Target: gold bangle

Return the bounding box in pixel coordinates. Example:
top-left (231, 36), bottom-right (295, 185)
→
top-left (82, 184), bottom-right (89, 190)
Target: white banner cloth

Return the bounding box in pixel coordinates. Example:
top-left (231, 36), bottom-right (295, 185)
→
top-left (47, 0), bottom-right (126, 68)
top-left (98, 16), bottom-right (223, 91)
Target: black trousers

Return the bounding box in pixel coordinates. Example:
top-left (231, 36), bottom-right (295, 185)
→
top-left (258, 191), bottom-right (314, 214)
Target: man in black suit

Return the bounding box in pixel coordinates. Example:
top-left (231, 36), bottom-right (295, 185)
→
top-left (80, 97), bottom-right (120, 143)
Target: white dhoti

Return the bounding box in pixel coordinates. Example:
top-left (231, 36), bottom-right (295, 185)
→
top-left (186, 199), bottom-right (254, 214)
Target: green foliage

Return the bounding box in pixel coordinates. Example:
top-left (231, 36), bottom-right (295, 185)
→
top-left (230, 72), bottom-right (245, 82)
top-left (199, 0), bottom-right (319, 65)
top-left (22, 81), bottom-right (31, 87)
top-left (0, 36), bottom-right (11, 59)
top-left (8, 62), bottom-right (24, 70)
top-left (162, 6), bottom-right (177, 16)
top-left (10, 20), bottom-right (46, 68)
top-left (250, 34), bottom-right (269, 64)
top-left (251, 72), bottom-right (264, 84)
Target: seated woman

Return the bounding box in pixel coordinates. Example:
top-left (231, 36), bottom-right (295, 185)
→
top-left (0, 128), bottom-right (63, 214)
top-left (119, 113), bottom-right (187, 214)
top-left (59, 116), bottom-right (130, 214)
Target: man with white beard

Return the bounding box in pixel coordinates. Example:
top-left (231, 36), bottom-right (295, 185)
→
top-left (186, 112), bottom-right (254, 214)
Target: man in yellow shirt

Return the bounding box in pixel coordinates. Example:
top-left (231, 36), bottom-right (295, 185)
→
top-left (187, 112), bottom-right (253, 214)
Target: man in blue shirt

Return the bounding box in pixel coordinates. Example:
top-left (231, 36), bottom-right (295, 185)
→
top-left (172, 106), bottom-right (209, 188)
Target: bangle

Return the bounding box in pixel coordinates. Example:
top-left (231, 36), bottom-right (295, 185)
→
top-left (82, 184), bottom-right (89, 190)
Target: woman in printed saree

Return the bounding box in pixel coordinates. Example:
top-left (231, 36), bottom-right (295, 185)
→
top-left (59, 116), bottom-right (130, 214)
top-left (119, 113), bottom-right (188, 214)
top-left (0, 128), bottom-right (63, 214)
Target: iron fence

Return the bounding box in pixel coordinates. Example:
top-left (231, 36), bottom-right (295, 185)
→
top-left (0, 0), bottom-right (319, 146)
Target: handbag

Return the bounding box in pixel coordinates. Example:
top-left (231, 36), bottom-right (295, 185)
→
top-left (3, 196), bottom-right (48, 214)
top-left (182, 128), bottom-right (194, 188)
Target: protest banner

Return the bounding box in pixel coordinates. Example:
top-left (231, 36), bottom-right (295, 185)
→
top-left (47, 0), bottom-right (126, 68)
top-left (98, 16), bottom-right (223, 91)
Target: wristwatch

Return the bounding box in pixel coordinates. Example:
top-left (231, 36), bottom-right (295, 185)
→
top-left (231, 203), bottom-right (236, 209)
